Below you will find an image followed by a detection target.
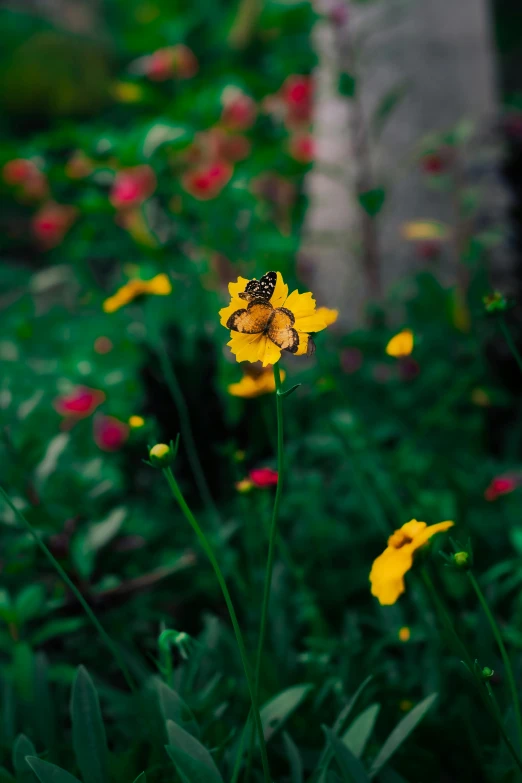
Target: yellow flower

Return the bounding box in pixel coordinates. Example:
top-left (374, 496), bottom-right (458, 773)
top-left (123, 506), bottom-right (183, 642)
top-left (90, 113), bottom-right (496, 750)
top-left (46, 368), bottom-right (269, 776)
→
top-left (219, 272), bottom-right (332, 367)
top-left (235, 478), bottom-right (254, 493)
top-left (471, 388), bottom-right (490, 407)
top-left (103, 273), bottom-right (172, 313)
top-left (228, 365), bottom-right (286, 398)
top-left (401, 220), bottom-right (450, 241)
top-left (370, 519), bottom-right (454, 605)
top-left (398, 626), bottom-right (410, 642)
top-left (386, 329), bottom-right (414, 358)
top-left (315, 307), bottom-right (339, 327)
top-left (111, 81), bottom-right (144, 103)
top-left (399, 699), bottom-right (414, 712)
top-left (129, 415), bottom-right (145, 428)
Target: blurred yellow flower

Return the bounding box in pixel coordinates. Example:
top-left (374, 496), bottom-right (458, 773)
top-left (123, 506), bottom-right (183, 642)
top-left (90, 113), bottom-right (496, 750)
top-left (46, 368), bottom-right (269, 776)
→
top-left (370, 519), bottom-right (454, 605)
top-left (386, 329), bottom-right (414, 358)
top-left (111, 81), bottom-right (144, 103)
top-left (103, 273), bottom-right (172, 313)
top-left (401, 220), bottom-right (450, 241)
top-left (235, 478), bottom-right (254, 493)
top-left (228, 365), bottom-right (286, 398)
top-left (398, 626), bottom-right (410, 642)
top-left (219, 271), bottom-right (332, 367)
top-left (129, 415), bottom-right (145, 428)
top-left (399, 699), bottom-right (414, 712)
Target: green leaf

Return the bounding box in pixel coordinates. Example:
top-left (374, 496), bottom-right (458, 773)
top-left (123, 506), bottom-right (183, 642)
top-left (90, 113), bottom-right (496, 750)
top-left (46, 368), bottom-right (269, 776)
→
top-left (260, 684), bottom-right (313, 743)
top-left (131, 775), bottom-right (146, 783)
top-left (155, 680), bottom-right (200, 738)
top-left (368, 693), bottom-right (438, 778)
top-left (372, 83), bottom-right (408, 138)
top-left (71, 666), bottom-right (109, 783)
top-left (333, 676), bottom-right (374, 734)
top-left (338, 73), bottom-right (356, 98)
top-left (25, 759), bottom-right (81, 783)
top-left (358, 189), bottom-right (385, 218)
top-left (12, 735), bottom-right (36, 783)
top-left (283, 732), bottom-right (303, 783)
top-left (342, 704), bottom-right (380, 758)
top-left (12, 643), bottom-right (34, 701)
top-left (15, 586), bottom-right (45, 625)
top-left (33, 654), bottom-right (56, 753)
top-left (0, 590), bottom-right (14, 624)
top-left (165, 720), bottom-right (223, 783)
top-left (323, 726), bottom-right (370, 783)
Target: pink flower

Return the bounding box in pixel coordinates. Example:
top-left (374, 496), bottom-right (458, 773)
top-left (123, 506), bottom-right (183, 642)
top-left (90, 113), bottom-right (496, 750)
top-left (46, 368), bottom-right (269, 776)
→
top-left (288, 133), bottom-right (315, 163)
top-left (181, 160), bottom-right (233, 200)
top-left (131, 45), bottom-right (199, 81)
top-left (110, 165), bottom-right (156, 210)
top-left (32, 202), bottom-right (77, 248)
top-left (54, 386), bottom-right (106, 419)
top-left (4, 159), bottom-right (48, 201)
top-left (249, 467), bottom-right (279, 487)
top-left (281, 75), bottom-right (313, 127)
top-left (93, 415), bottom-right (129, 452)
top-left (221, 88), bottom-right (257, 131)
top-left (485, 476), bottom-right (519, 502)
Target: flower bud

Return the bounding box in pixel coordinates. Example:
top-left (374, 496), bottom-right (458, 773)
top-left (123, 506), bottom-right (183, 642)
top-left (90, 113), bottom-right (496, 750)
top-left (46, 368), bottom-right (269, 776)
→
top-left (453, 551), bottom-right (471, 570)
top-left (481, 666), bottom-right (494, 680)
top-left (483, 291), bottom-right (508, 315)
top-left (149, 443), bottom-right (173, 468)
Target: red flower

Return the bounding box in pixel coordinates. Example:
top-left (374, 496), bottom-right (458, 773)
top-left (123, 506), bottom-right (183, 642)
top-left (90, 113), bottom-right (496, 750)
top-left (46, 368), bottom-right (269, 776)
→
top-left (182, 160), bottom-right (233, 200)
top-left (485, 476), bottom-right (519, 501)
top-left (135, 45), bottom-right (199, 81)
top-left (93, 415), bottom-right (129, 452)
top-left (281, 75), bottom-right (313, 127)
top-left (32, 202), bottom-right (77, 248)
top-left (3, 159), bottom-right (48, 201)
top-left (221, 88), bottom-right (257, 131)
top-left (420, 151), bottom-right (451, 175)
top-left (54, 386), bottom-right (106, 419)
top-left (288, 133), bottom-right (315, 163)
top-left (110, 165), bottom-right (156, 210)
top-left (416, 240), bottom-right (442, 260)
top-left (249, 467), bottom-right (279, 487)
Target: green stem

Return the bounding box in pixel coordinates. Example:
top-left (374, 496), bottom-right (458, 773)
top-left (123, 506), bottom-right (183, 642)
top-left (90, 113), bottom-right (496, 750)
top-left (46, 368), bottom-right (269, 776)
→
top-left (468, 571), bottom-right (522, 755)
top-left (245, 364), bottom-right (286, 781)
top-left (161, 468), bottom-right (271, 783)
top-left (421, 567), bottom-right (522, 774)
top-left (0, 486), bottom-right (135, 692)
top-left (499, 316), bottom-right (522, 376)
top-left (230, 709), bottom-right (253, 783)
top-left (156, 340), bottom-right (220, 526)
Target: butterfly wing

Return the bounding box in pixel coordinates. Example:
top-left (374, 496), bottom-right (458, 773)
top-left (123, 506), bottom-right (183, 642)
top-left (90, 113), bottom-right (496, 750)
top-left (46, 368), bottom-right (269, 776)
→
top-left (239, 271), bottom-right (277, 301)
top-left (267, 307), bottom-right (299, 353)
top-left (227, 300), bottom-right (273, 333)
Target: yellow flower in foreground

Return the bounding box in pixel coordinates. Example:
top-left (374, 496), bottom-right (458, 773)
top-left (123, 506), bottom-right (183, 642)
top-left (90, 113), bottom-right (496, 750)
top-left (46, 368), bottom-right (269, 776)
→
top-left (219, 271), bottom-right (332, 366)
top-left (103, 273), bottom-right (172, 313)
top-left (228, 365), bottom-right (286, 398)
top-left (386, 329), bottom-right (414, 358)
top-left (370, 519), bottom-right (454, 605)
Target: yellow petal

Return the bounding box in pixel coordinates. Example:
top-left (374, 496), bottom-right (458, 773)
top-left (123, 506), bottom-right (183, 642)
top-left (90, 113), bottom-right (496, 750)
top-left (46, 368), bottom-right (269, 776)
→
top-left (316, 307), bottom-right (339, 326)
top-left (401, 220), bottom-right (450, 241)
top-left (220, 276), bottom-right (250, 326)
top-left (411, 520), bottom-right (454, 551)
top-left (228, 276), bottom-right (250, 299)
top-left (284, 289), bottom-right (316, 318)
top-left (146, 273), bottom-right (172, 295)
top-left (271, 272), bottom-right (288, 308)
top-left (255, 335), bottom-right (282, 366)
top-left (370, 546), bottom-right (414, 606)
top-left (294, 313), bottom-right (328, 333)
top-left (228, 332), bottom-right (264, 363)
top-left (386, 329), bottom-right (414, 357)
top-left (228, 376), bottom-right (263, 398)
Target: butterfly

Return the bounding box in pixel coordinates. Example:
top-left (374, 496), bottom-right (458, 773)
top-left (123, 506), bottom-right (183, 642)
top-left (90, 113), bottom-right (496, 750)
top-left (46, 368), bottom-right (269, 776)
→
top-left (227, 273), bottom-right (299, 353)
top-left (238, 271), bottom-right (277, 302)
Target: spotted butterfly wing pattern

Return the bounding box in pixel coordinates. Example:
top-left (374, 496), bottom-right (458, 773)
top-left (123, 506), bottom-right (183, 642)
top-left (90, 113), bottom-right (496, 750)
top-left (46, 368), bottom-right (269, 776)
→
top-left (227, 299), bottom-right (273, 333)
top-left (267, 307), bottom-right (299, 353)
top-left (239, 271), bottom-right (277, 301)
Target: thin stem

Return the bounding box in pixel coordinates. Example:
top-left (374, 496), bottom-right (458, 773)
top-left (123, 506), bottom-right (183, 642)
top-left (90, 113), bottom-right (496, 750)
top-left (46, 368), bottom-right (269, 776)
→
top-left (156, 340), bottom-right (220, 526)
top-left (245, 364), bottom-right (286, 781)
top-left (421, 567), bottom-right (522, 774)
top-left (230, 709), bottom-right (253, 783)
top-left (499, 316), bottom-right (522, 376)
top-left (0, 486), bottom-right (135, 692)
top-left (468, 571), bottom-right (522, 755)
top-left (161, 468), bottom-right (271, 783)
